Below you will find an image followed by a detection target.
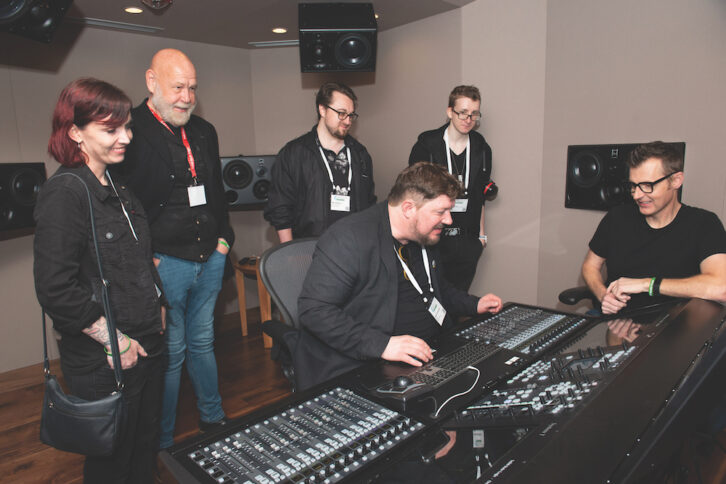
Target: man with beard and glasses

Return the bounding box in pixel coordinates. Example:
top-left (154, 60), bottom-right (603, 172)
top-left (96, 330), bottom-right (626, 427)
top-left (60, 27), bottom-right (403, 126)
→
top-left (291, 162), bottom-right (502, 390)
top-left (264, 82), bottom-right (376, 242)
top-left (113, 48), bottom-right (234, 449)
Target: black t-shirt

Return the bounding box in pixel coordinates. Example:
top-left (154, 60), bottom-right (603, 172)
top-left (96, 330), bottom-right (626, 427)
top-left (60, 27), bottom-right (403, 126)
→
top-left (392, 241), bottom-right (442, 341)
top-left (448, 148), bottom-right (480, 233)
top-left (589, 203), bottom-right (726, 309)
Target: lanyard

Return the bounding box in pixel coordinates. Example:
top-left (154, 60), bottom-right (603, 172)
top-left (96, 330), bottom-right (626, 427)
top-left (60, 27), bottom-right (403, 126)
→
top-left (147, 102), bottom-right (198, 183)
top-left (443, 128), bottom-right (470, 192)
top-left (319, 146), bottom-right (352, 190)
top-left (395, 245), bottom-right (434, 302)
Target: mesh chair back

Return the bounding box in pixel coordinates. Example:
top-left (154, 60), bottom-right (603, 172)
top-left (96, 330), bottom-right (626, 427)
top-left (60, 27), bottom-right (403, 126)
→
top-left (258, 238), bottom-right (318, 329)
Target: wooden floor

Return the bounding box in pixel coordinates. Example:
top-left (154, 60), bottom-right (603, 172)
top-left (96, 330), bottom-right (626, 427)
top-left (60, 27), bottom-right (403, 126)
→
top-left (0, 309), bottom-right (291, 484)
top-left (1, 309), bottom-right (726, 483)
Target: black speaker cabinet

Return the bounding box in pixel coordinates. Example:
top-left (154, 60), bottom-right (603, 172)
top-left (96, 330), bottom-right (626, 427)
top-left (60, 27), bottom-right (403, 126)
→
top-left (221, 155), bottom-right (275, 209)
top-left (0, 162), bottom-right (46, 233)
top-left (299, 2), bottom-right (377, 73)
top-left (565, 142), bottom-right (686, 211)
top-left (0, 0), bottom-right (72, 43)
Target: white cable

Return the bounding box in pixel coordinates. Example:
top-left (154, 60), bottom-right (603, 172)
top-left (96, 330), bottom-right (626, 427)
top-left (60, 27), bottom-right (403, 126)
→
top-left (434, 366), bottom-right (480, 417)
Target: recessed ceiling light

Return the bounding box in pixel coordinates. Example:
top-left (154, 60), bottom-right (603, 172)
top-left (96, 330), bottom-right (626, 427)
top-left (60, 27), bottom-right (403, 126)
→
top-left (375, 13), bottom-right (379, 19)
top-left (272, 27), bottom-right (287, 34)
top-left (125, 7), bottom-right (143, 14)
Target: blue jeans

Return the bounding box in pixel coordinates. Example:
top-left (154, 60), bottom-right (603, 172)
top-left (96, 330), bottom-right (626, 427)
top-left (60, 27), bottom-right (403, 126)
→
top-left (155, 250), bottom-right (226, 449)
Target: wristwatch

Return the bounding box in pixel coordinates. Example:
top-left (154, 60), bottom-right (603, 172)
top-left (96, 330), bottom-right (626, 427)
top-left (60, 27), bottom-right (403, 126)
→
top-left (478, 235), bottom-right (488, 245)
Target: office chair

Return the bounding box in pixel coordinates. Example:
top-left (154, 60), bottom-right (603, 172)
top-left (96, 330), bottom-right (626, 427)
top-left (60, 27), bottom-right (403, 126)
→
top-left (559, 285), bottom-right (603, 316)
top-left (258, 237), bottom-right (318, 392)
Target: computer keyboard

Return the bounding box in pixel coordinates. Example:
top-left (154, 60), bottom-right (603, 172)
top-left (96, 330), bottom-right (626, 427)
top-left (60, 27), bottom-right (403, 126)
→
top-left (410, 341), bottom-right (500, 387)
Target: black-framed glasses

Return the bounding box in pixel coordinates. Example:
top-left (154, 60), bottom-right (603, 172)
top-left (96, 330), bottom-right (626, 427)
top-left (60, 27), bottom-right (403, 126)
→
top-left (625, 171), bottom-right (680, 194)
top-left (451, 109), bottom-right (482, 121)
top-left (325, 105), bottom-right (359, 121)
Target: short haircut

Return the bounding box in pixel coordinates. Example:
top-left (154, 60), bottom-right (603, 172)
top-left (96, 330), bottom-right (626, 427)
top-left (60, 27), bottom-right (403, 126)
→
top-left (315, 82), bottom-right (357, 119)
top-left (628, 141), bottom-right (684, 174)
top-left (388, 162), bottom-right (462, 206)
top-left (48, 78), bottom-right (132, 167)
top-left (448, 85), bottom-right (481, 108)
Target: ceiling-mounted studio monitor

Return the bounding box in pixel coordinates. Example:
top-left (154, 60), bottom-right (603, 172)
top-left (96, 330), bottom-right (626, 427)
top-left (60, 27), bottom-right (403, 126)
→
top-left (299, 2), bottom-right (377, 73)
top-left (565, 142), bottom-right (685, 211)
top-left (0, 0), bottom-right (72, 43)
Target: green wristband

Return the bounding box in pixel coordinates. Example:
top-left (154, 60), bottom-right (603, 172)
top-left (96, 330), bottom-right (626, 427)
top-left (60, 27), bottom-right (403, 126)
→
top-left (104, 334), bottom-right (131, 356)
top-left (218, 239), bottom-right (230, 249)
top-left (648, 277), bottom-right (656, 297)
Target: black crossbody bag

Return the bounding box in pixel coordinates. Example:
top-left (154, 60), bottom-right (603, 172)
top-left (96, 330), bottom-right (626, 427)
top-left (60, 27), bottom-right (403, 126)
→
top-left (39, 171), bottom-right (127, 456)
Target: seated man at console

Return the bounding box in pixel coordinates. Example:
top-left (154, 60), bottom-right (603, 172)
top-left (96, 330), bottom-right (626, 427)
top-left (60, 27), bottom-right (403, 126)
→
top-left (294, 162), bottom-right (503, 390)
top-left (582, 141), bottom-right (726, 314)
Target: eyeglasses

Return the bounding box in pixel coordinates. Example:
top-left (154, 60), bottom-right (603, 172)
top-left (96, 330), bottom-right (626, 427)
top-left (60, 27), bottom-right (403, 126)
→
top-left (325, 105), bottom-right (359, 121)
top-left (625, 171), bottom-right (680, 194)
top-left (451, 109), bottom-right (482, 121)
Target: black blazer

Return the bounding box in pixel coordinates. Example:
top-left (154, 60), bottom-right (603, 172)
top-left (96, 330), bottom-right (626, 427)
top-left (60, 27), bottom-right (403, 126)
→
top-left (294, 202), bottom-right (479, 390)
top-left (113, 100), bottom-right (234, 246)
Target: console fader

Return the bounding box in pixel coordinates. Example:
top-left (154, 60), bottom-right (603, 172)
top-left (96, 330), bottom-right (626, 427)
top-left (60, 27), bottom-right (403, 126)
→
top-left (456, 304), bottom-right (590, 356)
top-left (163, 387), bottom-right (426, 483)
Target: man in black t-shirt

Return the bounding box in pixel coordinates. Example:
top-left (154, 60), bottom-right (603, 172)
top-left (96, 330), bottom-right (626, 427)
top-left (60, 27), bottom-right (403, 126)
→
top-left (293, 163), bottom-right (502, 390)
top-left (582, 141), bottom-right (726, 314)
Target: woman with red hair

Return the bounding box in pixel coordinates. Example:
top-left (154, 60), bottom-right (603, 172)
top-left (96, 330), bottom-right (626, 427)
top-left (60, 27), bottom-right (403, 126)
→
top-left (34, 78), bottom-right (166, 483)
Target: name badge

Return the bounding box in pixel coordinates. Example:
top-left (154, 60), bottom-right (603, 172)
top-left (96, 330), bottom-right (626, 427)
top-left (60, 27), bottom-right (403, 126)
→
top-left (188, 184), bottom-right (207, 207)
top-left (428, 297), bottom-right (447, 326)
top-left (451, 198), bottom-right (469, 212)
top-left (330, 194), bottom-right (351, 212)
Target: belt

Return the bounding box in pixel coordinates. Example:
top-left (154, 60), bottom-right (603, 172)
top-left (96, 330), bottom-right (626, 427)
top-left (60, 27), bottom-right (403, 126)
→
top-left (442, 227), bottom-right (471, 237)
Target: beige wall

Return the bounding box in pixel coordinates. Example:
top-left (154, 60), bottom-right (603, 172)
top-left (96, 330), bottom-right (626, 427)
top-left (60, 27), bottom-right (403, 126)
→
top-left (536, 0), bottom-right (726, 311)
top-left (2, 0), bottom-right (726, 372)
top-left (461, 0), bottom-right (548, 304)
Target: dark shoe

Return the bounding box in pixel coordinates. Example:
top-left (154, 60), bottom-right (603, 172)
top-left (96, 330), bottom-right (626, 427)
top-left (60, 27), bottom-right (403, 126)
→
top-left (198, 417), bottom-right (230, 433)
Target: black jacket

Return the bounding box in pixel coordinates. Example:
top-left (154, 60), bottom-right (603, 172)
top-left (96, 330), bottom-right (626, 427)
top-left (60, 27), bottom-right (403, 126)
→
top-left (409, 123), bottom-right (492, 233)
top-left (295, 202), bottom-right (480, 390)
top-left (264, 127), bottom-right (376, 238)
top-left (112, 100), bottom-right (234, 249)
top-left (34, 165), bottom-right (164, 375)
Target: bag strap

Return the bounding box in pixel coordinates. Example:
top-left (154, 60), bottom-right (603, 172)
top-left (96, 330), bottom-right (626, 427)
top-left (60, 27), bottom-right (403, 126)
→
top-left (41, 171), bottom-right (124, 390)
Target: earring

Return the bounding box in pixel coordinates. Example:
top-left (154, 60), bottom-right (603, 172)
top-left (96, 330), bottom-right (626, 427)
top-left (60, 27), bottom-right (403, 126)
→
top-left (77, 141), bottom-right (82, 149)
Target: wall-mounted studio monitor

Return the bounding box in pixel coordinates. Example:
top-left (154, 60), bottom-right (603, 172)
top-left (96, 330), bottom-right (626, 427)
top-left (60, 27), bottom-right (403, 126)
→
top-left (565, 142), bottom-right (686, 211)
top-left (0, 0), bottom-right (72, 43)
top-left (299, 2), bottom-right (377, 73)
top-left (220, 155), bottom-right (275, 210)
top-left (0, 162), bottom-right (46, 234)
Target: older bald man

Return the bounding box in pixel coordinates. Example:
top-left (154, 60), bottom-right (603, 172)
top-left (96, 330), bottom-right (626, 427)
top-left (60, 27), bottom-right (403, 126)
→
top-left (114, 48), bottom-right (234, 450)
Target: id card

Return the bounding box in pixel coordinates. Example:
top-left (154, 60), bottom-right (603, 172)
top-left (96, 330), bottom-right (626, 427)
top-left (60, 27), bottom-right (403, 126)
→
top-left (330, 194), bottom-right (351, 212)
top-left (188, 185), bottom-right (207, 207)
top-left (428, 297), bottom-right (447, 326)
top-left (452, 198), bottom-right (469, 212)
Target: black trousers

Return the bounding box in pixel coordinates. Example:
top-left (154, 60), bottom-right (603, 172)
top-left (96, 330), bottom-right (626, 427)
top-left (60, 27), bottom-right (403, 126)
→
top-left (437, 234), bottom-right (484, 292)
top-left (64, 354), bottom-right (165, 484)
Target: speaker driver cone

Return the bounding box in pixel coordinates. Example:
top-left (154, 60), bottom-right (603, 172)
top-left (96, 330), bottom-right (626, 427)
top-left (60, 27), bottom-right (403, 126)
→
top-left (223, 160), bottom-right (253, 189)
top-left (335, 34), bottom-right (371, 68)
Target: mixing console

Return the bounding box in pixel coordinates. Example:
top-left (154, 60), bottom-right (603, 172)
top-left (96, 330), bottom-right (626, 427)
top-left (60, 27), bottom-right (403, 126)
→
top-left (458, 343), bottom-right (637, 427)
top-left (456, 304), bottom-right (589, 355)
top-left (168, 387), bottom-right (425, 483)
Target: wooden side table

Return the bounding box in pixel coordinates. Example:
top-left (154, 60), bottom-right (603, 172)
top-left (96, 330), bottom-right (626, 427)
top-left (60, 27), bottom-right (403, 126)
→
top-left (233, 258), bottom-right (272, 348)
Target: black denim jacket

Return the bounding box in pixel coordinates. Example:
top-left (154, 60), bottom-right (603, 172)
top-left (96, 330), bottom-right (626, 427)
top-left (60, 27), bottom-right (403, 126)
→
top-left (34, 165), bottom-right (164, 374)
